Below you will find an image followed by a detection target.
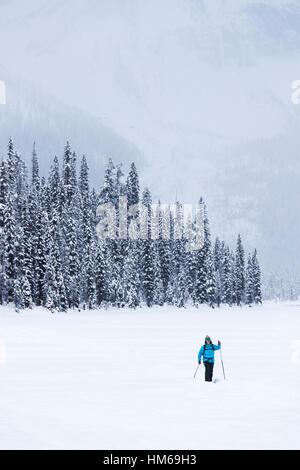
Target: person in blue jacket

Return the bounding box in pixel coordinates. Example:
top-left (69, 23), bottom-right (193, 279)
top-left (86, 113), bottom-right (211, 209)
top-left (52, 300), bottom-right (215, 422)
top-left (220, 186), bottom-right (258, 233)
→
top-left (198, 335), bottom-right (221, 382)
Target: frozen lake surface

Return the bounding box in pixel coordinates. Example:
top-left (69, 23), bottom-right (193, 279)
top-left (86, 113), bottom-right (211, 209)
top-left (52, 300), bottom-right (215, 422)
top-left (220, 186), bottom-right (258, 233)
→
top-left (0, 302), bottom-right (299, 449)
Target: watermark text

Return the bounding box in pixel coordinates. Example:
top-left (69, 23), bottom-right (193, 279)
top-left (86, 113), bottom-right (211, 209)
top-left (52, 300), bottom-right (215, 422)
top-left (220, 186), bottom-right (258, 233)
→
top-left (96, 198), bottom-right (205, 251)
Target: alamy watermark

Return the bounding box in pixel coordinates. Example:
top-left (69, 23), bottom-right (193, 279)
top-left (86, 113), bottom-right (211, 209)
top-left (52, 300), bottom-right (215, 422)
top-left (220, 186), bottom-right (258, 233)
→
top-left (0, 80), bottom-right (6, 104)
top-left (96, 198), bottom-right (205, 251)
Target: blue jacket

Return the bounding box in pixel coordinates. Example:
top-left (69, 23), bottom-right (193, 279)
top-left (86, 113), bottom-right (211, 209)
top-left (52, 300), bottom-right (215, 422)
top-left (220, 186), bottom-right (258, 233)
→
top-left (198, 343), bottom-right (220, 363)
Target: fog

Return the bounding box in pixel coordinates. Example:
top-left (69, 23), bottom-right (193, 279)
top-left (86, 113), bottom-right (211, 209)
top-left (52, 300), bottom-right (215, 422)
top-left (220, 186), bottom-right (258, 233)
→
top-left (0, 0), bottom-right (299, 284)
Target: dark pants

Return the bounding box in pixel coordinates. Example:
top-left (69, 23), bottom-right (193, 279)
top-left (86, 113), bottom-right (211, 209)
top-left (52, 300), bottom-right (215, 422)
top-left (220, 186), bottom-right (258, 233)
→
top-left (204, 362), bottom-right (214, 381)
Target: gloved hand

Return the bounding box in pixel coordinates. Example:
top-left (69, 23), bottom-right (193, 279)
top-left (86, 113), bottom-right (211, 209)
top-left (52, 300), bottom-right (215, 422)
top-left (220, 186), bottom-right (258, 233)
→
top-left (218, 340), bottom-right (221, 346)
top-left (198, 360), bottom-right (201, 365)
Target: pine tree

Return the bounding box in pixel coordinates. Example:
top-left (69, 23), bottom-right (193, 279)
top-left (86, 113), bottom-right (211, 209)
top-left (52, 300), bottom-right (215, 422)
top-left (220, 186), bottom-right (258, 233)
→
top-left (184, 213), bottom-right (197, 298)
top-left (3, 192), bottom-right (17, 303)
top-left (23, 276), bottom-right (33, 308)
top-left (48, 156), bottom-right (61, 214)
top-left (13, 278), bottom-right (22, 312)
top-left (165, 280), bottom-right (174, 305)
top-left (95, 239), bottom-right (107, 306)
top-left (62, 142), bottom-right (76, 206)
top-left (229, 249), bottom-right (237, 305)
top-left (158, 204), bottom-right (172, 294)
top-left (32, 205), bottom-right (46, 305)
top-left (252, 249), bottom-right (262, 304)
top-left (99, 158), bottom-right (116, 205)
top-left (0, 159), bottom-right (9, 228)
top-left (213, 238), bottom-right (222, 272)
top-left (31, 142), bottom-right (40, 193)
top-left (62, 204), bottom-right (80, 309)
top-left (126, 162), bottom-right (140, 207)
top-left (152, 241), bottom-right (164, 306)
top-left (193, 199), bottom-right (211, 306)
top-left (140, 188), bottom-right (154, 306)
top-left (173, 258), bottom-right (187, 307)
top-left (7, 138), bottom-right (15, 188)
top-left (0, 140), bottom-right (262, 311)
top-left (44, 209), bottom-right (66, 312)
top-left (245, 253), bottom-right (254, 306)
top-left (234, 234), bottom-right (245, 306)
top-left (79, 155), bottom-right (89, 201)
top-left (123, 241), bottom-right (140, 308)
top-left (215, 270), bottom-right (222, 307)
top-left (221, 246), bottom-right (232, 305)
top-left (87, 236), bottom-right (97, 310)
top-left (206, 249), bottom-right (216, 308)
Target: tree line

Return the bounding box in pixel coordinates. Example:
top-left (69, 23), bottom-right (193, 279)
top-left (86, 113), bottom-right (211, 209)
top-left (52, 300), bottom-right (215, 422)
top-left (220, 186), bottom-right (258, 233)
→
top-left (0, 139), bottom-right (262, 311)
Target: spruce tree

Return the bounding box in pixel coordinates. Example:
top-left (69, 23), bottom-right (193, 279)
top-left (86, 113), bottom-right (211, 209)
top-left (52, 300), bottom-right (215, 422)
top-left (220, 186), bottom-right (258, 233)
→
top-left (140, 188), bottom-right (154, 306)
top-left (234, 234), bottom-right (245, 306)
top-left (252, 249), bottom-right (262, 304)
top-left (126, 162), bottom-right (140, 207)
top-left (3, 192), bottom-right (17, 302)
top-left (0, 140), bottom-right (262, 311)
top-left (221, 246), bottom-right (232, 305)
top-left (152, 241), bottom-right (164, 306)
top-left (245, 253), bottom-right (254, 306)
top-left (193, 199), bottom-right (211, 306)
top-left (31, 142), bottom-right (40, 193)
top-left (123, 241), bottom-right (140, 308)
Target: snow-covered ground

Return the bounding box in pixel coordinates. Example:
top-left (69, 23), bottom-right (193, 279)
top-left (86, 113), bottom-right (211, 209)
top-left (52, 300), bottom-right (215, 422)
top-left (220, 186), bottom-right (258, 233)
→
top-left (0, 302), bottom-right (299, 450)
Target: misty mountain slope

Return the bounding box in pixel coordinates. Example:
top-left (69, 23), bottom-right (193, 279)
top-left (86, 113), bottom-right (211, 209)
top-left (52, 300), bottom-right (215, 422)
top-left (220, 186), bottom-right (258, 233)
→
top-left (0, 0), bottom-right (300, 282)
top-left (208, 132), bottom-right (300, 272)
top-left (0, 70), bottom-right (143, 181)
top-left (2, 0), bottom-right (299, 143)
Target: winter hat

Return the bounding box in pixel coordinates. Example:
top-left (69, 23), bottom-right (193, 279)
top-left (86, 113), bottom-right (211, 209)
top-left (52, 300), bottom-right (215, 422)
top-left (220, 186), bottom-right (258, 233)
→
top-left (205, 335), bottom-right (211, 343)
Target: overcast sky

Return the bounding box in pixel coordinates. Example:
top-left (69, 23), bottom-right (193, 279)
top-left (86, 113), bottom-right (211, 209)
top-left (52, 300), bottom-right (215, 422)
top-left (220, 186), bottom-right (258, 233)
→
top-left (0, 0), bottom-right (300, 280)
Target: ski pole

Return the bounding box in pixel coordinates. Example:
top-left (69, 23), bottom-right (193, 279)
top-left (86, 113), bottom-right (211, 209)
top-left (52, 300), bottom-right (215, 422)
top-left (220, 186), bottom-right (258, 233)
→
top-left (193, 364), bottom-right (200, 379)
top-left (220, 348), bottom-right (226, 380)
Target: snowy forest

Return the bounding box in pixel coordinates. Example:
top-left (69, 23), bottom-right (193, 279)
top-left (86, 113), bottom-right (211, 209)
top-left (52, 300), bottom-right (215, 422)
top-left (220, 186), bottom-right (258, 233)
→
top-left (0, 139), bottom-right (262, 312)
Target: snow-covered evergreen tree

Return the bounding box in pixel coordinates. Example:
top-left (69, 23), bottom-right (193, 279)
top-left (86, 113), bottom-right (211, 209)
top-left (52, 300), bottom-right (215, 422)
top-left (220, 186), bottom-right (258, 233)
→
top-left (234, 234), bottom-right (245, 306)
top-left (152, 241), bottom-right (164, 306)
top-left (140, 188), bottom-right (154, 306)
top-left (0, 139), bottom-right (262, 311)
top-left (221, 246), bottom-right (232, 305)
top-left (245, 253), bottom-right (254, 306)
top-left (123, 241), bottom-right (140, 308)
top-left (252, 249), bottom-right (262, 304)
top-left (193, 199), bottom-right (211, 306)
top-left (31, 142), bottom-right (40, 193)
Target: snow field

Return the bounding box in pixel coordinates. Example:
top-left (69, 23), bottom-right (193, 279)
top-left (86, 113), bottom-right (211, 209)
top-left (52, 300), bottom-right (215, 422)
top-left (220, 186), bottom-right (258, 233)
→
top-left (0, 302), bottom-right (299, 449)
